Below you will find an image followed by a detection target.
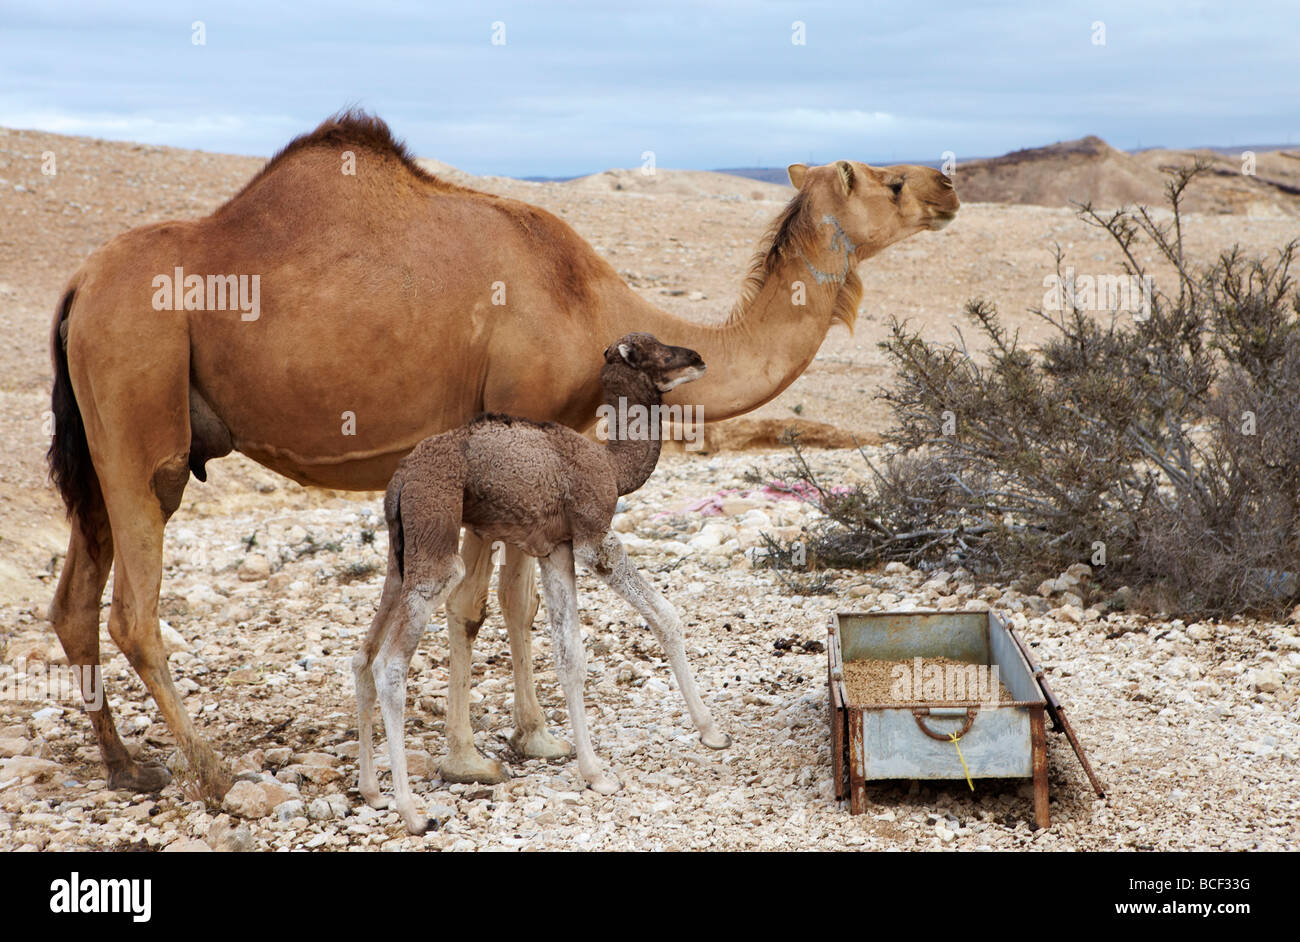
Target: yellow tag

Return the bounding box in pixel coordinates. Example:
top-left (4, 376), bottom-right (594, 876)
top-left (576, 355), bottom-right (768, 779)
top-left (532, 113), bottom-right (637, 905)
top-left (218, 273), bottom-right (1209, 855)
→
top-left (949, 732), bottom-right (975, 791)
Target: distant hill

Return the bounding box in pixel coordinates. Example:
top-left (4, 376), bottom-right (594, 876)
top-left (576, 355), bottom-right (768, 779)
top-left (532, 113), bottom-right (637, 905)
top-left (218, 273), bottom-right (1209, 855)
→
top-left (955, 136), bottom-right (1300, 215)
top-left (561, 167), bottom-right (791, 200)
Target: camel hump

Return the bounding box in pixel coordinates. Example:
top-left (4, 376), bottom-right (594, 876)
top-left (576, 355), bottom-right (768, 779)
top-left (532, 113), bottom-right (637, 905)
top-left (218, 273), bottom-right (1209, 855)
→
top-left (224, 109), bottom-right (447, 201)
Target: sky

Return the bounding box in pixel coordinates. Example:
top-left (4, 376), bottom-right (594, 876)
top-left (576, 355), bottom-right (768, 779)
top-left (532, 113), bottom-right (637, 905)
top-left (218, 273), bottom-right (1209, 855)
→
top-left (1, 1), bottom-right (1297, 177)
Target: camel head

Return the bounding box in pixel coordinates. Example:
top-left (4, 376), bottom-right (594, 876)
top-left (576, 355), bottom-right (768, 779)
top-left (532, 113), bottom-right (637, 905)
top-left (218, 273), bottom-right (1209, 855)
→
top-left (785, 159), bottom-right (958, 258)
top-left (603, 332), bottom-right (706, 392)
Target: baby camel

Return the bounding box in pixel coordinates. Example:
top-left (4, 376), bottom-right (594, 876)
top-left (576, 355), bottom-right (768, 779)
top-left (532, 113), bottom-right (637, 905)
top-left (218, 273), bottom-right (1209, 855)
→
top-left (353, 332), bottom-right (731, 834)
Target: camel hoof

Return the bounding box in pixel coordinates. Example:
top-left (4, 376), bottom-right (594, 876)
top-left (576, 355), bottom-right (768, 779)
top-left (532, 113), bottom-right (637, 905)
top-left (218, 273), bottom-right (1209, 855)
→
top-left (108, 761), bottom-right (173, 794)
top-left (701, 730), bottom-right (733, 750)
top-left (510, 727), bottom-right (573, 760)
top-left (361, 791), bottom-right (391, 811)
top-left (586, 772), bottom-right (622, 796)
top-left (439, 755), bottom-right (508, 785)
top-left (400, 809), bottom-right (430, 836)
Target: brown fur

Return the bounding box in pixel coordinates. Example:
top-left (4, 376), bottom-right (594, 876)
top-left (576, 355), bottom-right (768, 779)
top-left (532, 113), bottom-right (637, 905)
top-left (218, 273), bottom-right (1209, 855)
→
top-left (387, 333), bottom-right (701, 569)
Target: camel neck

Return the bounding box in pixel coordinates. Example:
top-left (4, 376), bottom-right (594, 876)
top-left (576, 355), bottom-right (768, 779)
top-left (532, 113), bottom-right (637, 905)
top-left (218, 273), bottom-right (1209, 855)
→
top-left (597, 364), bottom-right (665, 496)
top-left (594, 221), bottom-right (852, 422)
top-left (796, 214), bottom-right (859, 284)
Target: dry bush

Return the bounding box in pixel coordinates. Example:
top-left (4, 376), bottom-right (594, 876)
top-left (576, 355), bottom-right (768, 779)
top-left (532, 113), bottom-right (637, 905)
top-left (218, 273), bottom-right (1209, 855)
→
top-left (762, 163), bottom-right (1299, 617)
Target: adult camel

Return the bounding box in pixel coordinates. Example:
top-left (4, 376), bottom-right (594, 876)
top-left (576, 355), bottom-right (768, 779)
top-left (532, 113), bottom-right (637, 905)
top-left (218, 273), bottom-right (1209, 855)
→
top-left (47, 112), bottom-right (958, 799)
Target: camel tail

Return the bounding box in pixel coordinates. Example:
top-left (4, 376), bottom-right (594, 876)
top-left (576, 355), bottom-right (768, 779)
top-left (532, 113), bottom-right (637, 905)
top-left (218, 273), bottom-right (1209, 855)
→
top-left (48, 287), bottom-right (103, 558)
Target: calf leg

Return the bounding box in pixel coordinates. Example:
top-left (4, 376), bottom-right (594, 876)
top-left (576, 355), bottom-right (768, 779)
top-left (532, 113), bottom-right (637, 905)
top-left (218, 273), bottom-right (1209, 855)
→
top-left (538, 544), bottom-right (619, 794)
top-left (500, 547), bottom-right (571, 759)
top-left (373, 556), bottom-right (465, 835)
top-left (352, 543), bottom-right (403, 809)
top-left (439, 530), bottom-right (507, 784)
top-left (583, 532), bottom-right (730, 750)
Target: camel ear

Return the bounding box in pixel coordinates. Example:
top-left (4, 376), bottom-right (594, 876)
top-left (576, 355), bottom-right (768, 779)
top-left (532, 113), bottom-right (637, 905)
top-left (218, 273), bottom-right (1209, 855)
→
top-left (835, 160), bottom-right (855, 195)
top-left (786, 163), bottom-right (808, 188)
top-left (617, 342), bottom-right (636, 366)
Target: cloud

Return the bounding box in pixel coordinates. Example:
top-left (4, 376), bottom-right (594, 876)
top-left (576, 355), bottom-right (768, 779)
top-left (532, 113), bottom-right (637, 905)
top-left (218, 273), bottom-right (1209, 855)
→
top-left (0, 1), bottom-right (1295, 175)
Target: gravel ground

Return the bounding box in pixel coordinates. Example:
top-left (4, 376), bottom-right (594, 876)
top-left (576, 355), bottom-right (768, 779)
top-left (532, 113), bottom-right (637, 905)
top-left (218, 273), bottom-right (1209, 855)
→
top-left (2, 448), bottom-right (1297, 852)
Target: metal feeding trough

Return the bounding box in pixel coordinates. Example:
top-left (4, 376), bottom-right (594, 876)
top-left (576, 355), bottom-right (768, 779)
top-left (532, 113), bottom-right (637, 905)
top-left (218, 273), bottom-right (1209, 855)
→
top-left (827, 609), bottom-right (1104, 828)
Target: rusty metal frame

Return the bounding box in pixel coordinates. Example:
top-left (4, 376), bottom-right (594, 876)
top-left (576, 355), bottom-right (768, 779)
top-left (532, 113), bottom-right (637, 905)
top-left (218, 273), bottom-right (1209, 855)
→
top-left (911, 706), bottom-right (979, 740)
top-left (1006, 622), bottom-right (1106, 798)
top-left (1030, 705), bottom-right (1050, 828)
top-left (847, 705), bottom-right (867, 815)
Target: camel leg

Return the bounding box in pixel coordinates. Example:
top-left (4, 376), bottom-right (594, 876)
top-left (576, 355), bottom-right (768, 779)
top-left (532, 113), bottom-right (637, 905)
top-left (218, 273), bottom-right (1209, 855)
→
top-left (583, 532), bottom-right (731, 750)
top-left (538, 544), bottom-right (619, 795)
top-left (101, 477), bottom-right (230, 799)
top-left (438, 530), bottom-right (507, 785)
top-left (500, 547), bottom-right (571, 759)
top-left (64, 308), bottom-right (228, 799)
top-left (352, 542), bottom-right (404, 809)
top-left (373, 556), bottom-right (464, 835)
top-left (48, 501), bottom-right (170, 792)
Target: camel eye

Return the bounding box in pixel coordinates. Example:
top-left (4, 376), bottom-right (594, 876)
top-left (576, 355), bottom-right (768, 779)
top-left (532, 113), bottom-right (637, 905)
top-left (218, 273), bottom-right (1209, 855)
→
top-left (888, 179), bottom-right (904, 197)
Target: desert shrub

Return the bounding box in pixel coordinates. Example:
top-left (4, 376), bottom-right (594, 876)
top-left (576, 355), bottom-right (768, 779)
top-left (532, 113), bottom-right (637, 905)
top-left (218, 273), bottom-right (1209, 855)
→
top-left (761, 163), bottom-right (1299, 617)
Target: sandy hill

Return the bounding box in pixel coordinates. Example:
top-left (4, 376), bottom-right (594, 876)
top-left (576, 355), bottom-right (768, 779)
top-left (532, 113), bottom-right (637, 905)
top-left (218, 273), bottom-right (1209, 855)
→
top-left (956, 135), bottom-right (1300, 216)
top-left (566, 166), bottom-right (791, 200)
top-left (1132, 146), bottom-right (1300, 214)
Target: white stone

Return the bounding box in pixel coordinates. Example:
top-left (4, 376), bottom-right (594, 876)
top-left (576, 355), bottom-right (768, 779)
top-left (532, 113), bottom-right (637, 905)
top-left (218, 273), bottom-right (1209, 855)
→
top-left (222, 780), bottom-right (274, 818)
top-left (0, 756), bottom-right (60, 783)
top-left (159, 620), bottom-right (190, 655)
top-left (0, 738), bottom-right (31, 758)
top-left (273, 799), bottom-right (306, 822)
top-left (307, 798), bottom-right (336, 821)
top-left (237, 555), bottom-right (271, 582)
top-left (1250, 668), bottom-right (1284, 693)
top-left (1053, 606), bottom-right (1083, 625)
top-left (163, 838), bottom-right (213, 852)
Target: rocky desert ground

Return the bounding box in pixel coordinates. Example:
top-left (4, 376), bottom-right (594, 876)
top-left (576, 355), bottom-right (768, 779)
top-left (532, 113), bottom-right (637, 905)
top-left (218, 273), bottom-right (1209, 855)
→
top-left (0, 126), bottom-right (1297, 851)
